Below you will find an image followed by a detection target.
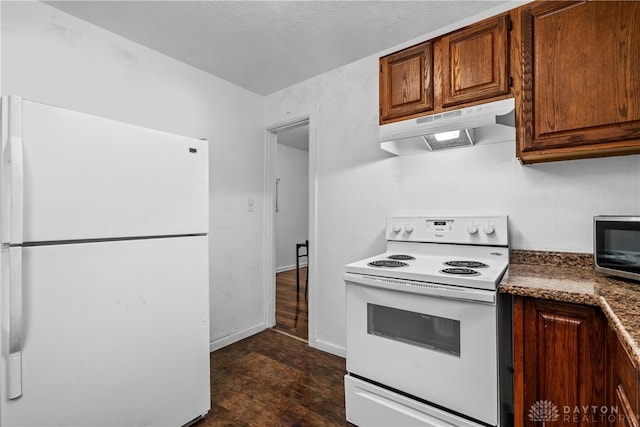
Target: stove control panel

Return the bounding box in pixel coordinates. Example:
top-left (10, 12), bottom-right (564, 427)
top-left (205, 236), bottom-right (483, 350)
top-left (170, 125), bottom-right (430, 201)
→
top-left (387, 215), bottom-right (508, 246)
top-left (426, 219), bottom-right (454, 232)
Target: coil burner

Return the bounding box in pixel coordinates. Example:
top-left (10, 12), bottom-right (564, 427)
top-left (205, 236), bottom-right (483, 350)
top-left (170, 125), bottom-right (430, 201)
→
top-left (368, 260), bottom-right (409, 268)
top-left (439, 267), bottom-right (480, 276)
top-left (388, 254), bottom-right (416, 261)
top-left (444, 260), bottom-right (488, 269)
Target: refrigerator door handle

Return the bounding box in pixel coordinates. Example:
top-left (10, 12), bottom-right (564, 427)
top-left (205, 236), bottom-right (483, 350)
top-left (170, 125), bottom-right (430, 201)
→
top-left (8, 245), bottom-right (23, 399)
top-left (1, 95), bottom-right (24, 245)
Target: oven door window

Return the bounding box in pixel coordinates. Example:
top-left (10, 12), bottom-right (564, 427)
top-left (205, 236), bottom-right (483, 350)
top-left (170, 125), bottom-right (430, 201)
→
top-left (595, 221), bottom-right (640, 274)
top-left (367, 303), bottom-right (460, 357)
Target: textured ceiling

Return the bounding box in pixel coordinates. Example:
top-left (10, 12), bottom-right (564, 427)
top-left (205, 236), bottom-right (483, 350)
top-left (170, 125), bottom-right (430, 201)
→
top-left (46, 1), bottom-right (514, 96)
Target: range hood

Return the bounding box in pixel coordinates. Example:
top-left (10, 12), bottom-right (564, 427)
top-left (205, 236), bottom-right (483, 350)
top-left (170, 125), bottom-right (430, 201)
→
top-left (379, 98), bottom-right (516, 155)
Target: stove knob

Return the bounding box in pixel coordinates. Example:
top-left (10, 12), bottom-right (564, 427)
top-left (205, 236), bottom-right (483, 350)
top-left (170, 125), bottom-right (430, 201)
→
top-left (392, 223), bottom-right (402, 233)
top-left (404, 224), bottom-right (414, 233)
top-left (466, 225), bottom-right (478, 235)
top-left (483, 225), bottom-right (495, 235)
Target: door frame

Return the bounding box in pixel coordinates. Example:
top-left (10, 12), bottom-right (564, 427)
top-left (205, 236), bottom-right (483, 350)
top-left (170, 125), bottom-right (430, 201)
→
top-left (263, 113), bottom-right (318, 346)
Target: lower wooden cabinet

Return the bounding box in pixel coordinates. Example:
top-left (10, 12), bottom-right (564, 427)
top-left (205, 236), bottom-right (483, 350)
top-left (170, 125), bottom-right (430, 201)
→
top-left (608, 328), bottom-right (639, 427)
top-left (514, 295), bottom-right (640, 427)
top-left (514, 297), bottom-right (607, 426)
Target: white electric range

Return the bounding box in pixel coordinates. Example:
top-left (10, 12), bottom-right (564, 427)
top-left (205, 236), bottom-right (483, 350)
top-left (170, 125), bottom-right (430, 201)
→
top-left (344, 215), bottom-right (513, 427)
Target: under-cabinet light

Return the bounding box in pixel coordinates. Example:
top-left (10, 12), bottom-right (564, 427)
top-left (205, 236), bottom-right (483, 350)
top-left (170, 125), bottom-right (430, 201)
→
top-left (434, 130), bottom-right (461, 141)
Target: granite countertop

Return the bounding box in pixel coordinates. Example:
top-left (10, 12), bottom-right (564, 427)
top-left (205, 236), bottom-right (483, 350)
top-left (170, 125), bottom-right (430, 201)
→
top-left (499, 250), bottom-right (640, 367)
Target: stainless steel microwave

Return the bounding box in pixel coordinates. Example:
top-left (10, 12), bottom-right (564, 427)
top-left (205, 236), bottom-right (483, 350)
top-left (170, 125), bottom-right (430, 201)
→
top-left (594, 216), bottom-right (640, 282)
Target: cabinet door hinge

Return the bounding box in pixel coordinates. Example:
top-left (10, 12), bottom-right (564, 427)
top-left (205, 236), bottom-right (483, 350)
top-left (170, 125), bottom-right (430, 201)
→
top-left (507, 18), bottom-right (513, 31)
top-left (509, 76), bottom-right (513, 87)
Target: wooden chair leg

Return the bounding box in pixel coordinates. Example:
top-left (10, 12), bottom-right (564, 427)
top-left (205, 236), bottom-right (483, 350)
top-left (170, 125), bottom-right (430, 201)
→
top-left (296, 248), bottom-right (300, 294)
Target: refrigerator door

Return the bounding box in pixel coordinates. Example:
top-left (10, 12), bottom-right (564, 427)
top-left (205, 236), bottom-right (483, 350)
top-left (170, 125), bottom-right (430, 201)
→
top-left (2, 96), bottom-right (208, 244)
top-left (0, 236), bottom-right (210, 426)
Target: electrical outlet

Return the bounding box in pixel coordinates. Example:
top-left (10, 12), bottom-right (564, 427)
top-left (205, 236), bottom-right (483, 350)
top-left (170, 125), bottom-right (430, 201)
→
top-left (247, 198), bottom-right (254, 212)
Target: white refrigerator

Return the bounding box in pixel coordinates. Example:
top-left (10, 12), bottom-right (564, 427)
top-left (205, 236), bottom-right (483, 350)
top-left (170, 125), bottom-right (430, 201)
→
top-left (0, 96), bottom-right (211, 426)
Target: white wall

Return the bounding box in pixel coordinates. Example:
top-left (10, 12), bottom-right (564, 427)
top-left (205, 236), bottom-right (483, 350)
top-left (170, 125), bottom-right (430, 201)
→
top-left (275, 144), bottom-right (309, 271)
top-left (1, 1), bottom-right (267, 350)
top-left (264, 16), bottom-right (640, 356)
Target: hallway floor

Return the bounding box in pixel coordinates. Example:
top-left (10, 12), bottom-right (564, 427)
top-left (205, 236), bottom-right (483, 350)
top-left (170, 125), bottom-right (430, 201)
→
top-left (274, 267), bottom-right (308, 341)
top-left (197, 329), bottom-right (348, 426)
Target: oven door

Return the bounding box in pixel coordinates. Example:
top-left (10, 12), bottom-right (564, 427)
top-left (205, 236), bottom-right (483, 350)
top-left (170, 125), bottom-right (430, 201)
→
top-left (345, 275), bottom-right (498, 425)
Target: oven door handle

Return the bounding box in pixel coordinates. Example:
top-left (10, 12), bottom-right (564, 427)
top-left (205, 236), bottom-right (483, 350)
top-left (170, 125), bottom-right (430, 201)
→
top-left (344, 273), bottom-right (496, 304)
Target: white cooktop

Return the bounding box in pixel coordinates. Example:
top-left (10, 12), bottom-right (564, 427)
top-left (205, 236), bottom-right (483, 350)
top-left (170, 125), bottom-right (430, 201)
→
top-left (345, 215), bottom-right (510, 291)
top-left (345, 248), bottom-right (508, 291)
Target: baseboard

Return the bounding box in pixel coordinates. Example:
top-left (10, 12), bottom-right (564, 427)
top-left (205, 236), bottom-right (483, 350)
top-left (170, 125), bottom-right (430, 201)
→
top-left (210, 323), bottom-right (345, 359)
top-left (209, 322), bottom-right (266, 352)
top-left (275, 263), bottom-right (307, 273)
top-left (310, 337), bottom-right (346, 358)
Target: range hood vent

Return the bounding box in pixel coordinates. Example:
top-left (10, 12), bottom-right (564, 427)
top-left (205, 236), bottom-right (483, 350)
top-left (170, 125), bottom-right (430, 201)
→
top-left (379, 98), bottom-right (515, 156)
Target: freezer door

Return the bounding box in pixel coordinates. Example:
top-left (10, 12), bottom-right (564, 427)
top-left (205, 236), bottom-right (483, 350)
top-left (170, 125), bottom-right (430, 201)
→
top-left (5, 96), bottom-right (208, 243)
top-left (0, 236), bottom-right (210, 426)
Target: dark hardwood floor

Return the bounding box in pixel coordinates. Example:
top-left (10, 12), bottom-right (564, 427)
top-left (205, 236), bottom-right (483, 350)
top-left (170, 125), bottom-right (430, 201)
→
top-left (196, 329), bottom-right (348, 427)
top-left (274, 268), bottom-right (308, 341)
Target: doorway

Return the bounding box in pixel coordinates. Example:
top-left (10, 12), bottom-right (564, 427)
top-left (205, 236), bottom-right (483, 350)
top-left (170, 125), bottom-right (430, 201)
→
top-left (274, 124), bottom-right (309, 340)
top-left (264, 117), bottom-right (314, 343)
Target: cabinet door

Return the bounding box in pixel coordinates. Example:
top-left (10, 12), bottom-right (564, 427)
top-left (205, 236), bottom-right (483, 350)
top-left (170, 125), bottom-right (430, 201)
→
top-left (517, 1), bottom-right (640, 163)
top-left (514, 297), bottom-right (607, 426)
top-left (608, 330), bottom-right (639, 427)
top-left (379, 41), bottom-right (433, 124)
top-left (441, 14), bottom-right (510, 107)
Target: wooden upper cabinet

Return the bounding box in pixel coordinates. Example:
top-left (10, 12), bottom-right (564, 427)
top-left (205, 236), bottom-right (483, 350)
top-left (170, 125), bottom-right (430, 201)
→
top-left (379, 12), bottom-right (515, 125)
top-left (379, 41), bottom-right (433, 124)
top-left (517, 1), bottom-right (640, 163)
top-left (441, 14), bottom-right (510, 108)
